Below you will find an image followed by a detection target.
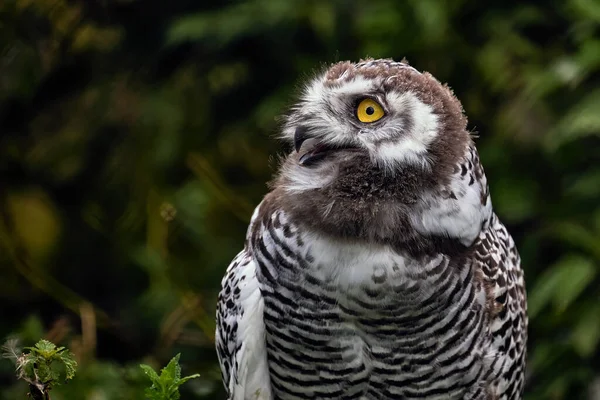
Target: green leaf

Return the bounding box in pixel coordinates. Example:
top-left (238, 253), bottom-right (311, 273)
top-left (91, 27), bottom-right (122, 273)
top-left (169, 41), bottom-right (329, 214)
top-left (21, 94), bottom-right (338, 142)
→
top-left (140, 364), bottom-right (160, 384)
top-left (140, 354), bottom-right (199, 400)
top-left (25, 339), bottom-right (57, 356)
top-left (528, 254), bottom-right (596, 318)
top-left (176, 373), bottom-right (201, 385)
top-left (546, 88), bottom-right (600, 150)
top-left (160, 353), bottom-right (181, 385)
top-left (549, 222), bottom-right (600, 261)
top-left (166, 0), bottom-right (298, 47)
top-left (62, 355), bottom-right (77, 381)
top-left (566, 168), bottom-right (600, 200)
top-left (571, 303), bottom-right (600, 358)
top-left (593, 208), bottom-right (600, 235)
top-left (572, 0), bottom-right (600, 22)
top-left (551, 255), bottom-right (596, 312)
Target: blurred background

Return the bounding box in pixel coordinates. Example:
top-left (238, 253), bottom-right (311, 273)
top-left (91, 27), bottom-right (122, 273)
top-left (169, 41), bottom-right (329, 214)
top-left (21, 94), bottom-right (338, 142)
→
top-left (0, 0), bottom-right (599, 399)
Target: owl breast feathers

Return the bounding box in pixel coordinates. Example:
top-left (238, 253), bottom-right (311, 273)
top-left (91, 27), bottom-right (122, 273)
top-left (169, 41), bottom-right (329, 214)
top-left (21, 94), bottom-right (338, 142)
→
top-left (216, 58), bottom-right (527, 400)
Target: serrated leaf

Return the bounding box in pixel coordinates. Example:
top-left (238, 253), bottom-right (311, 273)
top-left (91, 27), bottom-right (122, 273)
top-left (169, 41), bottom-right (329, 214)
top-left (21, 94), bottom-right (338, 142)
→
top-left (159, 353), bottom-right (181, 387)
top-left (17, 339), bottom-right (78, 387)
top-left (35, 339), bottom-right (55, 351)
top-left (140, 364), bottom-right (160, 383)
top-left (25, 339), bottom-right (56, 355)
top-left (61, 350), bottom-right (77, 380)
top-left (141, 354), bottom-right (200, 400)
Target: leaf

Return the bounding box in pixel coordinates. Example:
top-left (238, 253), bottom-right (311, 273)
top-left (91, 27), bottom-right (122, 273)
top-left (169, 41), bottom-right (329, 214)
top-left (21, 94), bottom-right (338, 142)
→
top-left (140, 364), bottom-right (160, 384)
top-left (140, 354), bottom-right (199, 400)
top-left (528, 254), bottom-right (596, 318)
top-left (571, 303), bottom-right (600, 358)
top-left (572, 0), bottom-right (600, 22)
top-left (594, 208), bottom-right (600, 235)
top-left (60, 350), bottom-right (77, 381)
top-left (552, 255), bottom-right (596, 313)
top-left (166, 1), bottom-right (296, 47)
top-left (26, 339), bottom-right (56, 355)
top-left (176, 373), bottom-right (200, 385)
top-left (549, 221), bottom-right (600, 261)
top-left (566, 168), bottom-right (600, 200)
top-left (18, 340), bottom-right (78, 386)
top-left (546, 88), bottom-right (600, 150)
top-left (160, 353), bottom-right (181, 385)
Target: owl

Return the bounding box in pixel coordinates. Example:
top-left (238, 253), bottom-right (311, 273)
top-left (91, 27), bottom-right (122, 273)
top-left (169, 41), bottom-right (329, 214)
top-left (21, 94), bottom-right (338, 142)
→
top-left (216, 58), bottom-right (527, 400)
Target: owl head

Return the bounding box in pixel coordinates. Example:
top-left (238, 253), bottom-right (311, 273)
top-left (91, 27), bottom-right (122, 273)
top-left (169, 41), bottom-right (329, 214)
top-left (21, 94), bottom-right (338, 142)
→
top-left (272, 58), bottom-right (492, 254)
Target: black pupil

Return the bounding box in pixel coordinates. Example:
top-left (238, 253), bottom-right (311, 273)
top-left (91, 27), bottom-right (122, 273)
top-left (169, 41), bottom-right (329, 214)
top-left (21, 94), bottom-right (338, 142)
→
top-left (365, 106), bottom-right (375, 115)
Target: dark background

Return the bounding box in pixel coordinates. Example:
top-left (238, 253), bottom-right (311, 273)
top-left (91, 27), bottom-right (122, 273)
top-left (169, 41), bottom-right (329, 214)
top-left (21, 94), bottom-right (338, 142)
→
top-left (1, 0), bottom-right (599, 398)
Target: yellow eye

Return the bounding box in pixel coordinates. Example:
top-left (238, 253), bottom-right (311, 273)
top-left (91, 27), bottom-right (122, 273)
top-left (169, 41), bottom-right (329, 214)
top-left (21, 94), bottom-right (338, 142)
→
top-left (356, 98), bottom-right (385, 123)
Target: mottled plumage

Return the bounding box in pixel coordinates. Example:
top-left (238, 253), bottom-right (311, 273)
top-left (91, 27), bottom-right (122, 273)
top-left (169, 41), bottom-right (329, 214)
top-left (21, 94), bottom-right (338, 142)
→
top-left (216, 58), bottom-right (527, 400)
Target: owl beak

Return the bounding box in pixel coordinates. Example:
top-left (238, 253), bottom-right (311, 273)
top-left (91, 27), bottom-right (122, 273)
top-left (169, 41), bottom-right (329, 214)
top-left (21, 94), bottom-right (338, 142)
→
top-left (294, 126), bottom-right (310, 153)
top-left (293, 125), bottom-right (357, 166)
top-left (294, 126), bottom-right (323, 166)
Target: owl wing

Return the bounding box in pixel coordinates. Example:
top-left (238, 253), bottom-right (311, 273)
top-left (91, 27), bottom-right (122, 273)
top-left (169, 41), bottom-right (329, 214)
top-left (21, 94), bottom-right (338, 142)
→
top-left (216, 205), bottom-right (272, 400)
top-left (216, 249), bottom-right (272, 400)
top-left (475, 213), bottom-right (528, 399)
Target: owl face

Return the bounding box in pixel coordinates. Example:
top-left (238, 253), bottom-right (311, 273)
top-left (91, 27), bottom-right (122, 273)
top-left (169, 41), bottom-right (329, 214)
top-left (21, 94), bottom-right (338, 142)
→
top-left (273, 59), bottom-right (490, 251)
top-left (280, 59), bottom-right (470, 191)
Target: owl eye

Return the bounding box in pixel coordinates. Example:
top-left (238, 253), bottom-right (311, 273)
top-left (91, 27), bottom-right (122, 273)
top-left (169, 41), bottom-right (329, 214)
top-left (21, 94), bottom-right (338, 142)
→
top-left (356, 98), bottom-right (385, 123)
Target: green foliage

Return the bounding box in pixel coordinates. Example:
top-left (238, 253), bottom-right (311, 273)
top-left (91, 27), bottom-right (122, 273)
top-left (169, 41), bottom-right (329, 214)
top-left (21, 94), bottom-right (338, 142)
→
top-left (2, 339), bottom-right (77, 398)
top-left (21, 340), bottom-right (77, 384)
top-left (0, 0), bottom-right (599, 399)
top-left (140, 354), bottom-right (200, 400)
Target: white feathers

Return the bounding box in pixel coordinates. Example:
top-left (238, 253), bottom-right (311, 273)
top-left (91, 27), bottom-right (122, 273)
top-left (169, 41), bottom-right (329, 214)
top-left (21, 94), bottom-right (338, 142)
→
top-left (282, 70), bottom-right (441, 176)
top-left (411, 189), bottom-right (483, 247)
top-left (411, 147), bottom-right (493, 246)
top-left (390, 92), bottom-right (439, 159)
top-left (328, 75), bottom-right (376, 98)
top-left (217, 252), bottom-right (272, 400)
top-left (231, 258), bottom-right (272, 400)
top-left (369, 91), bottom-right (440, 172)
top-left (298, 231), bottom-right (443, 292)
top-left (216, 204), bottom-right (273, 400)
top-left (280, 161), bottom-right (338, 193)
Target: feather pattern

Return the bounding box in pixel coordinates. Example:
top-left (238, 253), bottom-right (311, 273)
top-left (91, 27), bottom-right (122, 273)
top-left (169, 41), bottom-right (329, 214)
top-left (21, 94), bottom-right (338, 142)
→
top-left (217, 209), bottom-right (526, 399)
top-left (216, 210), bottom-right (272, 400)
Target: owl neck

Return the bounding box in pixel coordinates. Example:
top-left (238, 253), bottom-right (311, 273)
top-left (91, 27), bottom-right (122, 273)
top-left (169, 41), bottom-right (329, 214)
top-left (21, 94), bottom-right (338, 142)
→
top-left (269, 147), bottom-right (492, 257)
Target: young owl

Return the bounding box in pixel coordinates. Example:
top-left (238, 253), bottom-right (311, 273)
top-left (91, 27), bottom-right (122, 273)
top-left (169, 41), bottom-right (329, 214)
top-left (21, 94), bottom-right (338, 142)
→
top-left (216, 58), bottom-right (528, 400)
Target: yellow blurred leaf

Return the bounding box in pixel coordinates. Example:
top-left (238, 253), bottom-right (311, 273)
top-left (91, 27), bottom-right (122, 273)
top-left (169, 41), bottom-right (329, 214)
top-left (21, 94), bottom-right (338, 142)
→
top-left (49, 2), bottom-right (82, 37)
top-left (72, 24), bottom-right (123, 53)
top-left (7, 189), bottom-right (61, 261)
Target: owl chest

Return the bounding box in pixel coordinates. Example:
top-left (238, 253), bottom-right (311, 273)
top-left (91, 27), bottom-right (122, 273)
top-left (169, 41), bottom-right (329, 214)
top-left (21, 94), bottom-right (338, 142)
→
top-left (259, 273), bottom-right (489, 400)
top-left (254, 224), bottom-right (491, 398)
